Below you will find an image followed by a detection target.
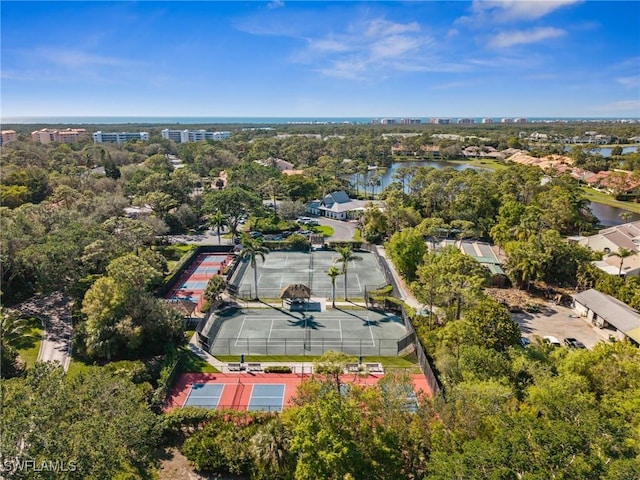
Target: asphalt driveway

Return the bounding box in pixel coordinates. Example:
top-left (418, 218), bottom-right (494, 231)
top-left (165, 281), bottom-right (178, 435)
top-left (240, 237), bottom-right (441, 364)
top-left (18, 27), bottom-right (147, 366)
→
top-left (512, 302), bottom-right (610, 349)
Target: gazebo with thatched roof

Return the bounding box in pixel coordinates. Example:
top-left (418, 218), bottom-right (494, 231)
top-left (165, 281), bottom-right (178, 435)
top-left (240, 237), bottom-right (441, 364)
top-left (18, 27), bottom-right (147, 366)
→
top-left (280, 283), bottom-right (311, 309)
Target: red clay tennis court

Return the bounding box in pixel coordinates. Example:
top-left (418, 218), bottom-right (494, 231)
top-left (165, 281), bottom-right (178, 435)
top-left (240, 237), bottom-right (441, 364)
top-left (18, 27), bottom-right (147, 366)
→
top-left (166, 372), bottom-right (432, 413)
top-left (166, 253), bottom-right (231, 311)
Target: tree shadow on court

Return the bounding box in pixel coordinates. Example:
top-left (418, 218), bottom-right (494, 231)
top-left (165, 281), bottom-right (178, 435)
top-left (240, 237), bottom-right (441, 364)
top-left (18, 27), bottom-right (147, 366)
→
top-left (259, 301), bottom-right (308, 321)
top-left (287, 314), bottom-right (324, 330)
top-left (333, 307), bottom-right (376, 326)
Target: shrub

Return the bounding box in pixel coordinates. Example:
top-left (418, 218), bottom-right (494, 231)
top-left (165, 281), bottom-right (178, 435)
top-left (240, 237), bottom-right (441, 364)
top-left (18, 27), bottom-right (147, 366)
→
top-left (264, 366), bottom-right (292, 373)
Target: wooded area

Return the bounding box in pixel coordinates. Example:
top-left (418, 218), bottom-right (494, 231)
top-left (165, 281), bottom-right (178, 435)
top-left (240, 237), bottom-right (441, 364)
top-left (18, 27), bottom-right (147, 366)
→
top-left (1, 123), bottom-right (639, 478)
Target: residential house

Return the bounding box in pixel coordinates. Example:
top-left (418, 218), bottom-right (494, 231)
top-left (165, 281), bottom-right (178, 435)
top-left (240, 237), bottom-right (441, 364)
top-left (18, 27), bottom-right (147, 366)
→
top-left (438, 239), bottom-right (506, 282)
top-left (256, 157), bottom-right (295, 172)
top-left (574, 220), bottom-right (640, 255)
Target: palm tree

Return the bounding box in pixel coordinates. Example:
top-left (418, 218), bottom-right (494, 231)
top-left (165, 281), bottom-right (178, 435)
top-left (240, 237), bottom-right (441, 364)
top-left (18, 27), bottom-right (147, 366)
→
top-left (0, 309), bottom-right (34, 377)
top-left (334, 245), bottom-right (362, 301)
top-left (618, 211), bottom-right (633, 224)
top-left (209, 209), bottom-right (227, 245)
top-left (249, 420), bottom-right (290, 478)
top-left (616, 247), bottom-right (634, 277)
top-left (203, 275), bottom-right (226, 307)
top-left (0, 309), bottom-right (34, 352)
top-left (240, 236), bottom-right (269, 299)
top-left (326, 266), bottom-right (342, 308)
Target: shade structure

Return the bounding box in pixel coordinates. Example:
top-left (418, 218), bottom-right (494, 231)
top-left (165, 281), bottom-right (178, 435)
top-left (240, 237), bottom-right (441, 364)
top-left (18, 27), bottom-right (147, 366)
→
top-left (279, 283), bottom-right (311, 300)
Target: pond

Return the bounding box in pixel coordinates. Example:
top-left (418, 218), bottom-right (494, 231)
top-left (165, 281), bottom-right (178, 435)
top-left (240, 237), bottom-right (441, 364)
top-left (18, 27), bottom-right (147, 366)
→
top-left (346, 160), bottom-right (639, 227)
top-left (564, 146), bottom-right (639, 157)
top-left (588, 202), bottom-right (640, 227)
top-left (345, 160), bottom-right (484, 195)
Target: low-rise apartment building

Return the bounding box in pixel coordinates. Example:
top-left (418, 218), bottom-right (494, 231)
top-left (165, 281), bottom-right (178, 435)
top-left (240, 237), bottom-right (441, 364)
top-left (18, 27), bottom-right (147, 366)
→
top-left (161, 129), bottom-right (230, 143)
top-left (31, 128), bottom-right (87, 144)
top-left (92, 131), bottom-right (149, 144)
top-left (1, 130), bottom-right (18, 146)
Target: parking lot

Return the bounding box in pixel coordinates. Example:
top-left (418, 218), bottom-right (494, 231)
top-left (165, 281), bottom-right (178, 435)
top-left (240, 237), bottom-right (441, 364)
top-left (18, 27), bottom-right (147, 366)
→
top-left (512, 302), bottom-right (610, 349)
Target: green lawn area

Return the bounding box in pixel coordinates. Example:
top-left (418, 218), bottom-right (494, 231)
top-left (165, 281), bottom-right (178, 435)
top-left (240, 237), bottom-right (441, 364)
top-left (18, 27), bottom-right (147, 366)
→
top-left (14, 317), bottom-right (43, 369)
top-left (214, 354), bottom-right (418, 370)
top-left (66, 358), bottom-right (97, 378)
top-left (448, 158), bottom-right (510, 171)
top-left (180, 348), bottom-right (219, 373)
top-left (580, 187), bottom-right (640, 215)
top-left (160, 243), bottom-right (196, 271)
top-left (310, 225), bottom-right (334, 237)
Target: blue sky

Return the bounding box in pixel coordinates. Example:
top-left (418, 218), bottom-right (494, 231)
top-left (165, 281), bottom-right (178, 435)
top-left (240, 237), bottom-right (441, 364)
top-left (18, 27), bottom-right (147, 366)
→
top-left (1, 1), bottom-right (639, 118)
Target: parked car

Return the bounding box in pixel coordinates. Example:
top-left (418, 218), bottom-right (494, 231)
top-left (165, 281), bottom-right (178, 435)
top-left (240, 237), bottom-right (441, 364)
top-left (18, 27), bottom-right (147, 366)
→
top-left (248, 231), bottom-right (263, 238)
top-left (563, 337), bottom-right (586, 349)
top-left (520, 337), bottom-right (531, 348)
top-left (543, 335), bottom-right (562, 347)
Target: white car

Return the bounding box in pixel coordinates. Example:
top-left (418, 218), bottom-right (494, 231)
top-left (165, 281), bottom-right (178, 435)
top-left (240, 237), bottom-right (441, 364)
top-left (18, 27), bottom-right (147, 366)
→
top-left (543, 335), bottom-right (561, 347)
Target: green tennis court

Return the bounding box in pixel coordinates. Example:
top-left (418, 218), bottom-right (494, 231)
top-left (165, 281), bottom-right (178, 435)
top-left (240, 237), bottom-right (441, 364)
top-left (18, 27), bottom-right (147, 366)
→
top-left (229, 250), bottom-right (387, 300)
top-left (198, 305), bottom-right (408, 356)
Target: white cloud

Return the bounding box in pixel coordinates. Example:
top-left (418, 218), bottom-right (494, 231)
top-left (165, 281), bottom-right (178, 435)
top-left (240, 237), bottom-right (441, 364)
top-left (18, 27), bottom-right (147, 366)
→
top-left (589, 100), bottom-right (640, 114)
top-left (296, 18), bottom-right (443, 80)
top-left (267, 0), bottom-right (284, 10)
top-left (469, 0), bottom-right (583, 23)
top-left (432, 81), bottom-right (477, 90)
top-left (365, 19), bottom-right (420, 37)
top-left (308, 38), bottom-right (351, 53)
top-left (488, 27), bottom-right (565, 48)
top-left (616, 76), bottom-right (640, 88)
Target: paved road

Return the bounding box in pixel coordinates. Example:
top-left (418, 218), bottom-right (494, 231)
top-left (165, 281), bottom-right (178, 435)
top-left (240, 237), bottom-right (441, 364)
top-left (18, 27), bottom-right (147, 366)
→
top-left (317, 217), bottom-right (357, 241)
top-left (12, 292), bottom-right (73, 371)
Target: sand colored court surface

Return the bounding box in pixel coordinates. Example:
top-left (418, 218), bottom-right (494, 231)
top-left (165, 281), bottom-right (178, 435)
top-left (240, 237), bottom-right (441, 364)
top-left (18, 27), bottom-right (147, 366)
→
top-left (166, 372), bottom-right (432, 412)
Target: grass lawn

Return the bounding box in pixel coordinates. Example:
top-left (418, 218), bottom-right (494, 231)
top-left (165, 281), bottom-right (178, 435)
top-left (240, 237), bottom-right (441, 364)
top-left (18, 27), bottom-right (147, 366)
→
top-left (214, 354), bottom-right (419, 370)
top-left (66, 358), bottom-right (97, 378)
top-left (179, 348), bottom-right (219, 373)
top-left (160, 243), bottom-right (196, 271)
top-left (311, 225), bottom-right (334, 237)
top-left (580, 187), bottom-right (640, 215)
top-left (14, 317), bottom-right (43, 369)
top-left (448, 158), bottom-right (510, 171)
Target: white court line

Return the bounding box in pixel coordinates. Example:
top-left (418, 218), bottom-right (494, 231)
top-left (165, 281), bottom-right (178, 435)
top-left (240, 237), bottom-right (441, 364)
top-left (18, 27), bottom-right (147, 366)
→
top-left (268, 318), bottom-right (275, 341)
top-left (354, 273), bottom-right (362, 292)
top-left (284, 255), bottom-right (288, 267)
top-left (367, 315), bottom-right (376, 346)
top-left (269, 328), bottom-right (342, 332)
top-left (234, 316), bottom-right (249, 347)
top-left (339, 318), bottom-right (343, 341)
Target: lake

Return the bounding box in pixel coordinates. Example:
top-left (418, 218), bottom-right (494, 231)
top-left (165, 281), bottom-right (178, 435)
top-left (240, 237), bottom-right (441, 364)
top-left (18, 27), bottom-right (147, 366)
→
top-left (588, 202), bottom-right (640, 227)
top-left (564, 146), bottom-right (638, 157)
top-left (345, 160), bottom-right (484, 195)
top-left (347, 160), bottom-right (638, 227)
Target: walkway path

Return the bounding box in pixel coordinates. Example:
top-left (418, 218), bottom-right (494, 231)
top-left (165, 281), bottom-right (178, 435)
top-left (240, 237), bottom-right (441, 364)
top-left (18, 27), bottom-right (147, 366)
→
top-left (10, 292), bottom-right (73, 371)
top-left (374, 245), bottom-right (422, 310)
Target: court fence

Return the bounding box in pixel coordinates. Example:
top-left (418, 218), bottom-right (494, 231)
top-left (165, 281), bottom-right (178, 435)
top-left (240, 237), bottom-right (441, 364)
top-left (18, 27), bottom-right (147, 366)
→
top-left (207, 338), bottom-right (400, 357)
top-left (158, 245), bottom-right (234, 298)
top-left (399, 307), bottom-right (440, 396)
top-left (361, 243), bottom-right (400, 297)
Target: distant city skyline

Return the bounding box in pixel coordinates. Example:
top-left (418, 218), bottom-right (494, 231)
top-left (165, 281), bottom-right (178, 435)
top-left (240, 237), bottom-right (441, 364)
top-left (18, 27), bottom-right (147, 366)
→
top-left (1, 1), bottom-right (639, 118)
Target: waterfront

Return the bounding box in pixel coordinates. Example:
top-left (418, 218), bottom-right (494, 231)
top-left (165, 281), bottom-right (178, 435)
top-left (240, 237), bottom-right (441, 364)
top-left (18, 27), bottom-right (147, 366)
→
top-left (349, 160), bottom-right (638, 227)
